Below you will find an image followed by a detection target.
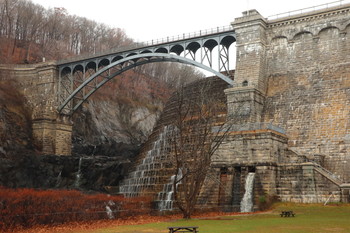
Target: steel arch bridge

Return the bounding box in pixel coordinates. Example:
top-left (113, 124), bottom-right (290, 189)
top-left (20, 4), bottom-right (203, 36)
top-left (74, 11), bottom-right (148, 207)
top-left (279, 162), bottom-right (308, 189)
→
top-left (57, 27), bottom-right (236, 114)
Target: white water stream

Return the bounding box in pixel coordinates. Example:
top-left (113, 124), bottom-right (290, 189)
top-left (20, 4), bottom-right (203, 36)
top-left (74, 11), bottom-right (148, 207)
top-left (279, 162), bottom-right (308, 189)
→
top-left (157, 169), bottom-right (182, 211)
top-left (240, 172), bottom-right (255, 212)
top-left (119, 126), bottom-right (173, 197)
top-left (74, 157), bottom-right (83, 188)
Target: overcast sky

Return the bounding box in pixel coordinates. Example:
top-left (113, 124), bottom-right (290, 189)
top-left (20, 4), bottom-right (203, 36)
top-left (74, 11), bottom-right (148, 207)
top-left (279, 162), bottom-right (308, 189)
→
top-left (31, 0), bottom-right (344, 42)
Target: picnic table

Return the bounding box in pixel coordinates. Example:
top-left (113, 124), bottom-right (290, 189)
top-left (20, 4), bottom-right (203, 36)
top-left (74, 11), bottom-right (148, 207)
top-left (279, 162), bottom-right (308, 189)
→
top-left (280, 210), bottom-right (295, 217)
top-left (168, 226), bottom-right (199, 232)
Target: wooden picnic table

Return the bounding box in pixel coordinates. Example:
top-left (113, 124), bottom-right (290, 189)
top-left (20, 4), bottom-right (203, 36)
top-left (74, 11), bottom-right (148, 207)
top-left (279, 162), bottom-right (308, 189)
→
top-left (167, 226), bottom-right (199, 232)
top-left (280, 210), bottom-right (295, 217)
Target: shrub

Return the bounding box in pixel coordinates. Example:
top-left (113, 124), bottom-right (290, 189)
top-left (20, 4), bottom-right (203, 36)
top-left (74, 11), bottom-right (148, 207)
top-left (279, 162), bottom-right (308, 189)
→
top-left (257, 195), bottom-right (279, 211)
top-left (0, 187), bottom-right (151, 231)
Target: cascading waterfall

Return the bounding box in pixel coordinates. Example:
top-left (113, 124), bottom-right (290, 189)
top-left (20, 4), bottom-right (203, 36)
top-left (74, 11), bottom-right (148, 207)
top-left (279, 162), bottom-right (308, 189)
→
top-left (240, 172), bottom-right (255, 213)
top-left (74, 157), bottom-right (83, 188)
top-left (105, 200), bottom-right (115, 219)
top-left (119, 126), bottom-right (173, 197)
top-left (157, 169), bottom-right (182, 211)
top-left (55, 170), bottom-right (62, 188)
top-left (157, 175), bottom-right (176, 211)
top-left (105, 206), bottom-right (114, 219)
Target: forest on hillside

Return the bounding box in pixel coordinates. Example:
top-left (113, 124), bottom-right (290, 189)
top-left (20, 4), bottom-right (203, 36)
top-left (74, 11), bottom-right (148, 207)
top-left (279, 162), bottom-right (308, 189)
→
top-left (0, 0), bottom-right (202, 84)
top-left (0, 0), bottom-right (204, 157)
top-left (0, 0), bottom-right (205, 115)
top-left (0, 0), bottom-right (132, 63)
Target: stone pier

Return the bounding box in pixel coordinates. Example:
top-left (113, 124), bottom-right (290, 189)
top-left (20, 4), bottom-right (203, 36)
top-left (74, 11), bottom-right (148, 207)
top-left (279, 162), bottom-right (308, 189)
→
top-left (0, 63), bottom-right (73, 155)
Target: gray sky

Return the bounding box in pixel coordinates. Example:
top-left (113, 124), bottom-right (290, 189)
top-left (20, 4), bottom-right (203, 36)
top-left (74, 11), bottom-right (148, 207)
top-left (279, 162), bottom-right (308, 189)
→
top-left (31, 0), bottom-right (344, 42)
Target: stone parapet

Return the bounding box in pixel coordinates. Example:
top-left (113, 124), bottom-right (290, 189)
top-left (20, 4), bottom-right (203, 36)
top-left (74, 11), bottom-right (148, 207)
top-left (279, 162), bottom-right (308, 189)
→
top-left (267, 3), bottom-right (350, 37)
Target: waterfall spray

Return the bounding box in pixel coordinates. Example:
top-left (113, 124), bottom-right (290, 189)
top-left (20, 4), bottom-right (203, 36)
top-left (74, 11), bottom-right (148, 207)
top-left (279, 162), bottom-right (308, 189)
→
top-left (74, 157), bottom-right (83, 188)
top-left (240, 172), bottom-right (255, 212)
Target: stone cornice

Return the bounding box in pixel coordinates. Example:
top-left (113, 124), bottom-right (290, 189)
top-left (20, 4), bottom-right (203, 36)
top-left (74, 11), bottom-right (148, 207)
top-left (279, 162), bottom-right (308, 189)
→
top-left (267, 3), bottom-right (350, 28)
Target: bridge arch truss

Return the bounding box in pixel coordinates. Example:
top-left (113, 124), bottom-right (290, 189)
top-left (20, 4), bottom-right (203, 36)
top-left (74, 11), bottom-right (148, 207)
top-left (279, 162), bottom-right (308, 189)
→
top-left (57, 30), bottom-right (236, 114)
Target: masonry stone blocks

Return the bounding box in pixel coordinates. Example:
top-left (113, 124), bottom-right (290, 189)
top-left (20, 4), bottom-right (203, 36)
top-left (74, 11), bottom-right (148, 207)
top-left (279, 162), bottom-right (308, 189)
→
top-left (0, 63), bottom-right (72, 155)
top-left (211, 3), bottom-right (350, 207)
top-left (1, 2), bottom-right (350, 208)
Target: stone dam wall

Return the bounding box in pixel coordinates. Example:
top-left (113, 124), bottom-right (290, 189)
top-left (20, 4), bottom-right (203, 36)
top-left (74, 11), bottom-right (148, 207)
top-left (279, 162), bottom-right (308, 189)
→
top-left (263, 6), bottom-right (350, 181)
top-left (120, 4), bottom-right (350, 210)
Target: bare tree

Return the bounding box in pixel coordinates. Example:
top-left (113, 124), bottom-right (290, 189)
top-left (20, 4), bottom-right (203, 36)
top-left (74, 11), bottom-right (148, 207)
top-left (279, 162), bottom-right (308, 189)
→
top-left (168, 78), bottom-right (231, 219)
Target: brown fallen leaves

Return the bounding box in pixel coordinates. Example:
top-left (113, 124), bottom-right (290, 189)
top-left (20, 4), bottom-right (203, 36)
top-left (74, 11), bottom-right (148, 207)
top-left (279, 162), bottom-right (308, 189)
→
top-left (12, 211), bottom-right (259, 233)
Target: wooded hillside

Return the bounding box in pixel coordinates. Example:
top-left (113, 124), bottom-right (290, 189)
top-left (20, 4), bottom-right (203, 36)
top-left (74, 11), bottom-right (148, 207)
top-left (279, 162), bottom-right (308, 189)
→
top-left (0, 0), bottom-right (204, 157)
top-left (0, 0), bottom-right (202, 84)
top-left (0, 0), bottom-right (132, 63)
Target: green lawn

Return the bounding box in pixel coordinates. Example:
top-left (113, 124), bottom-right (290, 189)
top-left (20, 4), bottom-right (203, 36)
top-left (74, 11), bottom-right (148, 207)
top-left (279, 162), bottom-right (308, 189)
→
top-left (83, 203), bottom-right (350, 233)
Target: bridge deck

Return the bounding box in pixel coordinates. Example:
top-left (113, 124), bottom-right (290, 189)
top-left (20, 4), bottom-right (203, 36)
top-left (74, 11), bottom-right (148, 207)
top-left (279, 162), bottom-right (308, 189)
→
top-left (57, 26), bottom-right (234, 67)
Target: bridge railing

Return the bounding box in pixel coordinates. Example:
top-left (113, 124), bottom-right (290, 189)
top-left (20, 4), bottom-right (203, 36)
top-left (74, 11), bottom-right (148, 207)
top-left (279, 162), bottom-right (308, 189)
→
top-left (139, 25), bottom-right (234, 46)
top-left (58, 25), bottom-right (234, 65)
top-left (116, 25), bottom-right (233, 51)
top-left (268, 0), bottom-right (350, 20)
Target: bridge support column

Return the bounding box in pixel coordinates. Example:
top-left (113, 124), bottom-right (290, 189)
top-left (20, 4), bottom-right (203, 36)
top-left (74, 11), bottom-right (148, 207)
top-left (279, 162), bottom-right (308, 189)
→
top-left (2, 63), bottom-right (73, 155)
top-left (29, 64), bottom-right (72, 156)
top-left (32, 111), bottom-right (72, 156)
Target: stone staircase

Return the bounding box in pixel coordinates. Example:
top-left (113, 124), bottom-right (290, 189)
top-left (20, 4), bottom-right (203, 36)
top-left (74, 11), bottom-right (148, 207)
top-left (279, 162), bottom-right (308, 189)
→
top-left (287, 149), bottom-right (344, 187)
top-left (312, 163), bottom-right (343, 187)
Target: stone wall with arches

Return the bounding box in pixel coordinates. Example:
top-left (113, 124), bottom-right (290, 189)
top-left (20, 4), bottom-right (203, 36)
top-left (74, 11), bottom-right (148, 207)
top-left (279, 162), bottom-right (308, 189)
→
top-left (263, 4), bottom-right (350, 181)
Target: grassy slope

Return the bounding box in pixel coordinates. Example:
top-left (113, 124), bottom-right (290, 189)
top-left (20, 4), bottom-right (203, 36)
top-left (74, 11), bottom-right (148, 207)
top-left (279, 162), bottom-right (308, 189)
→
top-left (83, 203), bottom-right (350, 233)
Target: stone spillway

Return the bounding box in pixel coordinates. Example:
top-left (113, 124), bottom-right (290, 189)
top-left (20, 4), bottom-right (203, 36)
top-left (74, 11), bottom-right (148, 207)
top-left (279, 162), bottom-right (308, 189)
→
top-left (119, 77), bottom-right (230, 210)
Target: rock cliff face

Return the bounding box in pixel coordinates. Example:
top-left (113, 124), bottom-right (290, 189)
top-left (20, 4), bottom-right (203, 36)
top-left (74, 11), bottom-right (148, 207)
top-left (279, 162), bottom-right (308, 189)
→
top-left (0, 75), bottom-right (167, 191)
top-left (72, 99), bottom-right (161, 157)
top-left (0, 62), bottom-right (203, 191)
top-left (71, 71), bottom-right (171, 158)
top-left (0, 80), bottom-right (34, 157)
top-left (0, 153), bottom-right (133, 191)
